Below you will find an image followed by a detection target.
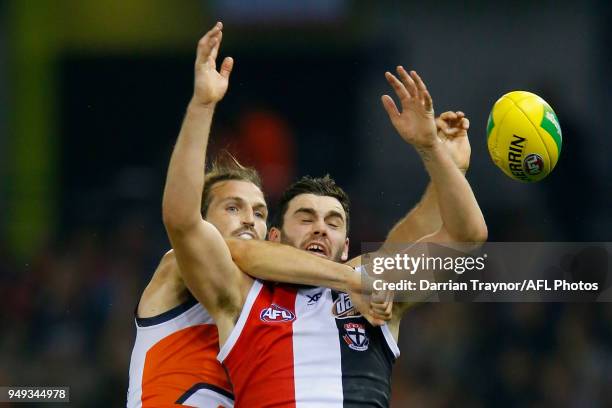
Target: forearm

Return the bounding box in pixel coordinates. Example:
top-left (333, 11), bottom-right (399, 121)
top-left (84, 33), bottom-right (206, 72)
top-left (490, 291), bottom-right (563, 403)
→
top-left (420, 141), bottom-right (487, 242)
top-left (162, 102), bottom-right (215, 229)
top-left (385, 182), bottom-right (441, 244)
top-left (226, 239), bottom-right (361, 293)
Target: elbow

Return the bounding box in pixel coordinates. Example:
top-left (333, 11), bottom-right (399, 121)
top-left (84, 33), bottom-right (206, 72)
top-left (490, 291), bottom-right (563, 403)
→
top-left (471, 223), bottom-right (488, 245)
top-left (447, 219), bottom-right (488, 247)
top-left (463, 221), bottom-right (488, 247)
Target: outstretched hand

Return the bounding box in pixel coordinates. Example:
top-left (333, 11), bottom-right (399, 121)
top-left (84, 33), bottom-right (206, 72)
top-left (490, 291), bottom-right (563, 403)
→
top-left (382, 67), bottom-right (438, 150)
top-left (436, 111), bottom-right (471, 173)
top-left (192, 22), bottom-right (234, 107)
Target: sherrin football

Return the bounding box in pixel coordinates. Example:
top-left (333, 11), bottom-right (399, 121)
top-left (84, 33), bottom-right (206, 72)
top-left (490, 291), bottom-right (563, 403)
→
top-left (486, 91), bottom-right (562, 182)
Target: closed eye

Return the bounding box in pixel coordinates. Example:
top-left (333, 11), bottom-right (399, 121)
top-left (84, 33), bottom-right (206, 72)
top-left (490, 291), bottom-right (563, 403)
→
top-left (326, 215), bottom-right (344, 229)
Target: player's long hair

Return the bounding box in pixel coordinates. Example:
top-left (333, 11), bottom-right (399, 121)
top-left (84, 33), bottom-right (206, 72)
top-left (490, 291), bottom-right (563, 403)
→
top-left (201, 151), bottom-right (263, 217)
top-left (274, 175), bottom-right (350, 233)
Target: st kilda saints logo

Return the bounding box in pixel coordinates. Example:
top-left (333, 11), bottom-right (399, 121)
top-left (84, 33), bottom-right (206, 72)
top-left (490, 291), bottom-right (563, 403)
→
top-left (332, 293), bottom-right (361, 319)
top-left (342, 323), bottom-right (370, 351)
top-left (260, 304), bottom-right (295, 323)
top-left (523, 153), bottom-right (544, 175)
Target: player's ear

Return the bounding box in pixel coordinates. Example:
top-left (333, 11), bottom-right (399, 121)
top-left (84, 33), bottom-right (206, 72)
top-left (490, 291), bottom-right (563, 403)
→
top-left (340, 237), bottom-right (349, 262)
top-left (268, 227), bottom-right (281, 242)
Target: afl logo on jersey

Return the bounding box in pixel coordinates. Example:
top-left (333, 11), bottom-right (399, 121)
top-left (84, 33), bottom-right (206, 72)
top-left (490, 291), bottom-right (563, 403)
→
top-left (260, 304), bottom-right (296, 323)
top-left (342, 323), bottom-right (370, 351)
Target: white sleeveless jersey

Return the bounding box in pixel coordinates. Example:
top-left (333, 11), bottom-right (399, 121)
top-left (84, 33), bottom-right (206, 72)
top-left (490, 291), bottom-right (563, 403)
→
top-left (218, 280), bottom-right (400, 407)
top-left (127, 297), bottom-right (233, 407)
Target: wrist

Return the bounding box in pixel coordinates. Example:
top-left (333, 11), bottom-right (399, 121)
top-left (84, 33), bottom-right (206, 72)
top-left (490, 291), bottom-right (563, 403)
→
top-left (416, 138), bottom-right (444, 163)
top-left (342, 265), bottom-right (363, 294)
top-left (347, 265), bottom-right (375, 295)
top-left (188, 98), bottom-right (217, 114)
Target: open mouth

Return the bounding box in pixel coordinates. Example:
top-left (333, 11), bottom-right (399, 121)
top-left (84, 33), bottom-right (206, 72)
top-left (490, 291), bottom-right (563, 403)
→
top-left (305, 242), bottom-right (329, 258)
top-left (236, 231), bottom-right (255, 240)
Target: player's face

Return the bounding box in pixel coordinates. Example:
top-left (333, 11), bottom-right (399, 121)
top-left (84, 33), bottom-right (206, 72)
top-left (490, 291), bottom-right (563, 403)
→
top-left (270, 193), bottom-right (349, 262)
top-left (205, 180), bottom-right (268, 241)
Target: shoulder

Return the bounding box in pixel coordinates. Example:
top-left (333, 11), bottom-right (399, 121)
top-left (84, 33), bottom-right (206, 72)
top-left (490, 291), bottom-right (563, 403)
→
top-left (138, 250), bottom-right (190, 318)
top-left (149, 250), bottom-right (183, 287)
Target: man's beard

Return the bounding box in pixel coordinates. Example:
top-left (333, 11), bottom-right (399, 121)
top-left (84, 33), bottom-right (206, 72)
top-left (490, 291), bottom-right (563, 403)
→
top-left (279, 229), bottom-right (344, 262)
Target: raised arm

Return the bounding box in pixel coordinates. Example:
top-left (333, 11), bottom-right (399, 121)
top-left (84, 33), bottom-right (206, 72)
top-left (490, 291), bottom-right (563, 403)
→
top-left (381, 67), bottom-right (487, 246)
top-left (379, 67), bottom-right (487, 329)
top-left (385, 111), bottom-right (471, 244)
top-left (162, 23), bottom-right (247, 340)
top-left (163, 23), bottom-right (232, 230)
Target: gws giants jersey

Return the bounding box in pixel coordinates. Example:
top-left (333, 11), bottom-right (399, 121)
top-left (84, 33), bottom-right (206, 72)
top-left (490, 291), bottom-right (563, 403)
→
top-left (218, 280), bottom-right (400, 407)
top-left (127, 296), bottom-right (233, 407)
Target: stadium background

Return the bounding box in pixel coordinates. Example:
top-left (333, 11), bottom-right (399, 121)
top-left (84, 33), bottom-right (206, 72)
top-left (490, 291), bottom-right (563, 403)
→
top-left (1, 1), bottom-right (611, 406)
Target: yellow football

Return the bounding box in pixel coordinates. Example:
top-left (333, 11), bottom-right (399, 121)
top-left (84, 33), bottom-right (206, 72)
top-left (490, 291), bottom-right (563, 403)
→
top-left (486, 91), bottom-right (562, 182)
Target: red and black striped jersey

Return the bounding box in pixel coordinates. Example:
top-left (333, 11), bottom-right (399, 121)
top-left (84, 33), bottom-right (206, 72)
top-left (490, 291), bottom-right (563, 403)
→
top-left (218, 280), bottom-right (400, 407)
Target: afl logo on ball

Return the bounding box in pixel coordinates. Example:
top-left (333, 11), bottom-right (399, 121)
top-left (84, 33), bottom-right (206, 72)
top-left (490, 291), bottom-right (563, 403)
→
top-left (523, 153), bottom-right (544, 175)
top-left (260, 304), bottom-right (295, 323)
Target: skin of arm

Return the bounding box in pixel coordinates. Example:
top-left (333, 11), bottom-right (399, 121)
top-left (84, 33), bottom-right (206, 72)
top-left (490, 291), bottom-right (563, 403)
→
top-left (379, 67), bottom-right (487, 339)
top-left (345, 111), bottom-right (470, 274)
top-left (342, 112), bottom-right (472, 322)
top-left (222, 89), bottom-right (476, 327)
top-left (162, 22), bottom-right (250, 344)
top-left (385, 111), bottom-right (471, 244)
top-left (222, 79), bottom-right (478, 330)
top-left (225, 238), bottom-right (391, 326)
top-left (380, 67), bottom-right (487, 247)
top-left (161, 23), bottom-right (390, 329)
top-left (226, 238), bottom-right (362, 293)
top-left (154, 244), bottom-right (391, 326)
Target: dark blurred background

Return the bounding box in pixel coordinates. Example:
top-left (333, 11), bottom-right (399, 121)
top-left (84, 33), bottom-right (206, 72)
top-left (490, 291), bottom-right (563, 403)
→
top-left (1, 1), bottom-right (611, 406)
